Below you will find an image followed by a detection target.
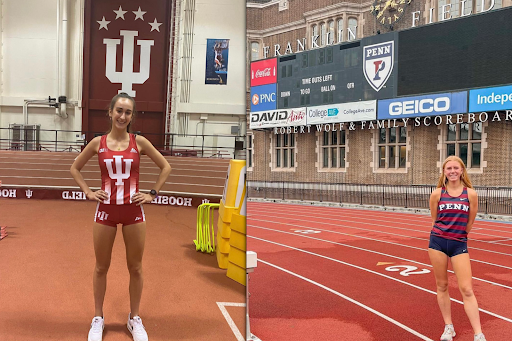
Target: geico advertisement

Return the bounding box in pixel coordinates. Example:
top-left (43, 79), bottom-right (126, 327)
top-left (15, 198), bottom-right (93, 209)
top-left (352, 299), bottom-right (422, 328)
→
top-left (378, 92), bottom-right (467, 119)
top-left (250, 107), bottom-right (307, 129)
top-left (250, 83), bottom-right (277, 112)
top-left (306, 100), bottom-right (377, 125)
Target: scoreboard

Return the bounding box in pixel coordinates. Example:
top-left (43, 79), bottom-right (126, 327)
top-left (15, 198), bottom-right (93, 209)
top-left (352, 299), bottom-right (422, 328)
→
top-left (275, 33), bottom-right (398, 110)
top-left (250, 6), bottom-right (512, 128)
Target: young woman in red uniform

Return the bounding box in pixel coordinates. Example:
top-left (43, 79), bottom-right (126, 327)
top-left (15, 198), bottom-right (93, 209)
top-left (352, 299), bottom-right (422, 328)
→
top-left (70, 93), bottom-right (171, 341)
top-left (429, 156), bottom-right (486, 341)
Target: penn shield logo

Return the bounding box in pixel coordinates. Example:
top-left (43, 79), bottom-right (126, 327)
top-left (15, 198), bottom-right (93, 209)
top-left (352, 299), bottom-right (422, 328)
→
top-left (363, 41), bottom-right (394, 92)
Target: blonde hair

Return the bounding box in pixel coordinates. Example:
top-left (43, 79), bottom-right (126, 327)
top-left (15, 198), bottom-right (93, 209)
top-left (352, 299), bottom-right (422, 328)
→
top-left (436, 155), bottom-right (473, 189)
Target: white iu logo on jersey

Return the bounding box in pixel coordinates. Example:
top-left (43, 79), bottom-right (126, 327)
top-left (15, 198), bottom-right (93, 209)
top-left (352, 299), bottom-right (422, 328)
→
top-left (104, 30), bottom-right (154, 97)
top-left (104, 155), bottom-right (133, 204)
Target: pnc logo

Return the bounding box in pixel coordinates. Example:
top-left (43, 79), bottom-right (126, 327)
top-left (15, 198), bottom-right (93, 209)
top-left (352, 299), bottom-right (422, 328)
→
top-left (252, 94), bottom-right (259, 105)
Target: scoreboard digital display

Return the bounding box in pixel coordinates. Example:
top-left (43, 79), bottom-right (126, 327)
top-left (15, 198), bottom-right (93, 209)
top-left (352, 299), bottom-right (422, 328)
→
top-left (276, 33), bottom-right (398, 110)
top-left (398, 7), bottom-right (512, 96)
top-left (250, 6), bottom-right (512, 124)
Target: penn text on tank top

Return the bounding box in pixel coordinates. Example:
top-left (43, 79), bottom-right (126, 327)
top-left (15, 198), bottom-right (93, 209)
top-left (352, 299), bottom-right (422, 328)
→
top-left (97, 134), bottom-right (140, 205)
top-left (431, 187), bottom-right (469, 242)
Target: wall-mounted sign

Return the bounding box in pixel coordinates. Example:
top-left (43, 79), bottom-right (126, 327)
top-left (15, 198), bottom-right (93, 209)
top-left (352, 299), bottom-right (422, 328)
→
top-left (469, 84), bottom-right (512, 113)
top-left (378, 92), bottom-right (467, 119)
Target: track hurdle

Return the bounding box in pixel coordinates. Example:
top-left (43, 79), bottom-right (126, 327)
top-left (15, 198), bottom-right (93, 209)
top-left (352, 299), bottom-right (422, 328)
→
top-left (194, 203), bottom-right (220, 253)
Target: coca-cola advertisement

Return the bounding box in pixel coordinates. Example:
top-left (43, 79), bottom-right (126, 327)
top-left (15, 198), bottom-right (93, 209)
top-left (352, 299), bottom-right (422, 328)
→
top-left (251, 58), bottom-right (277, 87)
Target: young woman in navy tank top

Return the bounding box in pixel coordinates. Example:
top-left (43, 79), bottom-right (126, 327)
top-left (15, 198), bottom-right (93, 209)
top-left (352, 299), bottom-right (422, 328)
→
top-left (428, 156), bottom-right (486, 341)
top-left (70, 93), bottom-right (172, 341)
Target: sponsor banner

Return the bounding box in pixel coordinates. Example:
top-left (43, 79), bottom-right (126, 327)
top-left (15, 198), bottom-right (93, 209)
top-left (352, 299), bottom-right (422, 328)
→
top-left (250, 58), bottom-right (277, 87)
top-left (0, 187), bottom-right (218, 208)
top-left (250, 107), bottom-right (307, 129)
top-left (250, 83), bottom-right (277, 112)
top-left (469, 84), bottom-right (512, 112)
top-left (378, 91), bottom-right (467, 120)
top-left (205, 39), bottom-right (230, 85)
top-left (306, 101), bottom-right (377, 125)
top-left (363, 41), bottom-right (394, 92)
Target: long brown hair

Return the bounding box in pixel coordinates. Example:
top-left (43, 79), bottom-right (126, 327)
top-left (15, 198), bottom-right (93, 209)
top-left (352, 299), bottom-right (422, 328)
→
top-left (436, 155), bottom-right (473, 188)
top-left (106, 92), bottom-right (137, 134)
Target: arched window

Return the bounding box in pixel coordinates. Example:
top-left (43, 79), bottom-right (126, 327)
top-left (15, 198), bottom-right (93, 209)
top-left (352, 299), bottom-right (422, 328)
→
top-left (328, 20), bottom-right (335, 45)
top-left (337, 18), bottom-right (343, 43)
top-left (320, 22), bottom-right (326, 46)
top-left (348, 18), bottom-right (357, 41)
top-left (312, 24), bottom-right (318, 38)
top-left (251, 42), bottom-right (260, 61)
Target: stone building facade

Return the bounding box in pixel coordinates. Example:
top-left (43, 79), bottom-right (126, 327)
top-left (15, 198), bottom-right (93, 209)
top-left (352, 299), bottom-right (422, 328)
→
top-left (246, 0), bottom-right (512, 187)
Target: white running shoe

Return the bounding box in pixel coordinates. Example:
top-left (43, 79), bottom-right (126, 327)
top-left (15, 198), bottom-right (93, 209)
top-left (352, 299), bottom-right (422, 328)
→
top-left (88, 316), bottom-right (104, 341)
top-left (474, 333), bottom-right (487, 341)
top-left (440, 324), bottom-right (456, 341)
top-left (127, 313), bottom-right (149, 341)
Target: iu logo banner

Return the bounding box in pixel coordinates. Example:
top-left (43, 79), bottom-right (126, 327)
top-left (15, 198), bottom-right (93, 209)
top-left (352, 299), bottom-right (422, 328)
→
top-left (363, 41), bottom-right (394, 92)
top-left (86, 1), bottom-right (169, 101)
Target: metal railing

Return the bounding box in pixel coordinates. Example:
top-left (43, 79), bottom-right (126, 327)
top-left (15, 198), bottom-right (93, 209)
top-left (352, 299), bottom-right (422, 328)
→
top-left (0, 127), bottom-right (246, 158)
top-left (247, 181), bottom-right (512, 215)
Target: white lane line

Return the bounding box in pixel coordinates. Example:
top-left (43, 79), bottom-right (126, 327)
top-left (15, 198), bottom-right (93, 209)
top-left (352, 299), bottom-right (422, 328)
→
top-left (249, 224), bottom-right (512, 290)
top-left (258, 259), bottom-right (434, 341)
top-left (250, 236), bottom-right (512, 324)
top-left (247, 212), bottom-right (512, 258)
top-left (216, 302), bottom-right (245, 341)
top-left (248, 207), bottom-right (512, 247)
top-left (248, 202), bottom-right (512, 231)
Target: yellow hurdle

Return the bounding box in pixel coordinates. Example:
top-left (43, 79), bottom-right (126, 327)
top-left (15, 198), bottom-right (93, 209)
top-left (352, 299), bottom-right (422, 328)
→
top-left (194, 203), bottom-right (219, 253)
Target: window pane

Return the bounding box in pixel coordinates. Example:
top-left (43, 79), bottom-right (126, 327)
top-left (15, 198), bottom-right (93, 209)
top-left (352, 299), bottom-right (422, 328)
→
top-left (472, 143), bottom-right (481, 168)
top-left (283, 149), bottom-right (288, 167)
top-left (323, 131), bottom-right (329, 146)
top-left (248, 136), bottom-right (252, 148)
top-left (399, 127), bottom-right (406, 143)
top-left (276, 149), bottom-right (281, 167)
top-left (290, 150), bottom-right (294, 167)
top-left (389, 146), bottom-right (396, 168)
top-left (331, 147), bottom-right (337, 168)
top-left (379, 128), bottom-right (386, 143)
top-left (399, 146), bottom-right (406, 168)
top-left (472, 122), bottom-right (482, 140)
top-left (337, 19), bottom-right (343, 43)
top-left (390, 127), bottom-right (396, 143)
top-left (447, 143), bottom-right (455, 156)
top-left (340, 130), bottom-right (346, 145)
top-left (379, 146), bottom-right (386, 168)
top-left (332, 131), bottom-right (337, 145)
top-left (459, 143), bottom-right (468, 166)
top-left (460, 123), bottom-right (469, 140)
top-left (340, 147), bottom-right (345, 168)
top-left (251, 42), bottom-right (259, 61)
top-left (290, 134), bottom-right (295, 147)
top-left (276, 135), bottom-right (281, 147)
top-left (248, 152), bottom-right (252, 168)
top-left (323, 148), bottom-right (328, 167)
top-left (284, 134), bottom-right (289, 147)
top-left (447, 124), bottom-right (456, 141)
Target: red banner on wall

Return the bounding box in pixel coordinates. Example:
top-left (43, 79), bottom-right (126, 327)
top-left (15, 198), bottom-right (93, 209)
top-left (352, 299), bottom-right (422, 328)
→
top-left (250, 58), bottom-right (277, 87)
top-left (83, 0), bottom-right (174, 146)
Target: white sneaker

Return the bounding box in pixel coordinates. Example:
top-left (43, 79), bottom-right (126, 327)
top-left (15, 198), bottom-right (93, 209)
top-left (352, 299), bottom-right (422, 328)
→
top-left (441, 324), bottom-right (456, 341)
top-left (474, 333), bottom-right (487, 341)
top-left (127, 313), bottom-right (149, 341)
top-left (88, 316), bottom-right (104, 341)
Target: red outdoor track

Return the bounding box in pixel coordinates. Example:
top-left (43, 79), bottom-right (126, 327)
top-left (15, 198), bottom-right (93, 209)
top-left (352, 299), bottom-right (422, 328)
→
top-left (247, 201), bottom-right (512, 341)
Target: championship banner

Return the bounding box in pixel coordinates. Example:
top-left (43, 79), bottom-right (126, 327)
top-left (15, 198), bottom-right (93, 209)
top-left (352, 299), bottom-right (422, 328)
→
top-left (250, 107), bottom-right (307, 129)
top-left (205, 39), bottom-right (230, 85)
top-left (306, 101), bottom-right (377, 125)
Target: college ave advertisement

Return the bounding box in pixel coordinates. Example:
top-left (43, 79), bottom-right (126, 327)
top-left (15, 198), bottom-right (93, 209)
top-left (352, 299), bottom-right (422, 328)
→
top-left (306, 101), bottom-right (377, 125)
